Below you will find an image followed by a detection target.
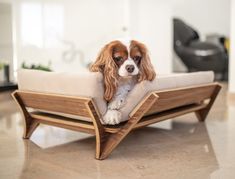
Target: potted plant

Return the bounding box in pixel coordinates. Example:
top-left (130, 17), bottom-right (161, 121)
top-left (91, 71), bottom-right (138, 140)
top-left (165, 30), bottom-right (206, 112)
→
top-left (21, 61), bottom-right (52, 72)
top-left (0, 61), bottom-right (10, 83)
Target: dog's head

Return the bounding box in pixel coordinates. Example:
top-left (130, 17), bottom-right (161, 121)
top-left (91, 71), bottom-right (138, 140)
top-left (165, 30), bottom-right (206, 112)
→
top-left (90, 39), bottom-right (156, 101)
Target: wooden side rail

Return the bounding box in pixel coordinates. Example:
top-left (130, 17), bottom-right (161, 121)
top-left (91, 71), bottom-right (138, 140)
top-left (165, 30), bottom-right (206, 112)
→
top-left (12, 82), bottom-right (221, 160)
top-left (143, 83), bottom-right (219, 116)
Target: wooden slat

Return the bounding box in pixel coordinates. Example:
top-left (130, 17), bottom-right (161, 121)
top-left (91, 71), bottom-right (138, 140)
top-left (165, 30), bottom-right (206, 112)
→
top-left (16, 91), bottom-right (91, 117)
top-left (146, 83), bottom-right (216, 115)
top-left (86, 100), bottom-right (107, 159)
top-left (99, 93), bottom-right (159, 159)
top-left (104, 102), bottom-right (207, 133)
top-left (136, 103), bottom-right (207, 128)
top-left (30, 112), bottom-right (95, 134)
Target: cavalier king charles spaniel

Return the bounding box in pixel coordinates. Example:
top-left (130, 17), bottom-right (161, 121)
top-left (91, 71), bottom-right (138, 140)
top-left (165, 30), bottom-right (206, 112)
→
top-left (90, 39), bottom-right (156, 125)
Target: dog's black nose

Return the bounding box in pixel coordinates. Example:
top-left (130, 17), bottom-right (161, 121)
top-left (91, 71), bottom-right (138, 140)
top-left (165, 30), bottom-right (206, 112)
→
top-left (126, 65), bottom-right (135, 73)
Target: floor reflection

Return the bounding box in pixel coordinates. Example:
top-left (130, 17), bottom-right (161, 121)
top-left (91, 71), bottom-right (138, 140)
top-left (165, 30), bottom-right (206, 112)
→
top-left (18, 121), bottom-right (219, 179)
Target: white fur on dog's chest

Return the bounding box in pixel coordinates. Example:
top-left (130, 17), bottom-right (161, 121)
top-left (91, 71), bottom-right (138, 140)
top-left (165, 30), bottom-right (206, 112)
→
top-left (115, 78), bottom-right (135, 96)
top-left (103, 77), bottom-right (137, 125)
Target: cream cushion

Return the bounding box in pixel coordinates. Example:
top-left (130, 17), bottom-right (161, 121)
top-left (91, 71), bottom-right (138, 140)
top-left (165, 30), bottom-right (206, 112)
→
top-left (17, 69), bottom-right (107, 117)
top-left (17, 70), bottom-right (214, 122)
top-left (119, 71), bottom-right (214, 121)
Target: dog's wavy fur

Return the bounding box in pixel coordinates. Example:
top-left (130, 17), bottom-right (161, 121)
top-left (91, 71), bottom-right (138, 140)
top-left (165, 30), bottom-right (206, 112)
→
top-left (89, 40), bottom-right (156, 102)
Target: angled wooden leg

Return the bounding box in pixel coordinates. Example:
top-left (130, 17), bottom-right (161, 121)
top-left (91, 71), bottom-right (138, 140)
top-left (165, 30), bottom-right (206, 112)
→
top-left (195, 84), bottom-right (221, 122)
top-left (12, 91), bottom-right (40, 139)
top-left (99, 93), bottom-right (159, 160)
top-left (87, 100), bottom-right (108, 159)
top-left (23, 119), bottom-right (39, 139)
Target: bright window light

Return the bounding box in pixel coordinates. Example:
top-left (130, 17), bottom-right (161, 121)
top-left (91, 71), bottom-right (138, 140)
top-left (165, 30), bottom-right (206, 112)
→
top-left (21, 2), bottom-right (43, 48)
top-left (20, 2), bottom-right (64, 48)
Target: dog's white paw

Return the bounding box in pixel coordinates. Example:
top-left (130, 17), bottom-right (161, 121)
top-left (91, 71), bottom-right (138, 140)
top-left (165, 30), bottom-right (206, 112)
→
top-left (108, 98), bottom-right (126, 110)
top-left (102, 110), bottom-right (122, 125)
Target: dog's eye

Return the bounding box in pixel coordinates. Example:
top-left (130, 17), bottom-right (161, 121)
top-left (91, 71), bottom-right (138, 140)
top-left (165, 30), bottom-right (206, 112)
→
top-left (114, 57), bottom-right (123, 62)
top-left (134, 56), bottom-right (142, 61)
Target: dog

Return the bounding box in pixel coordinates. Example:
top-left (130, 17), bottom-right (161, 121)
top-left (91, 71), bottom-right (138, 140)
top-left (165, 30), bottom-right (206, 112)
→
top-left (90, 39), bottom-right (156, 125)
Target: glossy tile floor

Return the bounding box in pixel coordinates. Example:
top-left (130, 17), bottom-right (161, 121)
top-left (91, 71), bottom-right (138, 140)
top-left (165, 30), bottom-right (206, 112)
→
top-left (1, 83), bottom-right (235, 179)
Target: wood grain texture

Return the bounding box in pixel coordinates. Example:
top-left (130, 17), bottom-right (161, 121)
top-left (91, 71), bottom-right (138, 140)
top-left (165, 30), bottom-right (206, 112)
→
top-left (12, 82), bottom-right (221, 160)
top-left (12, 91), bottom-right (40, 139)
top-left (30, 112), bottom-right (95, 134)
top-left (15, 90), bottom-right (91, 117)
top-left (136, 103), bottom-right (207, 128)
top-left (99, 93), bottom-right (159, 160)
top-left (146, 83), bottom-right (217, 116)
top-left (86, 100), bottom-right (108, 159)
top-left (195, 84), bottom-right (221, 121)
top-left (104, 103), bottom-right (208, 133)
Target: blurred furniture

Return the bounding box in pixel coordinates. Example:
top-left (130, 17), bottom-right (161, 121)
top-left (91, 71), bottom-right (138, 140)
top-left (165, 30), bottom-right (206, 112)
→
top-left (0, 64), bottom-right (17, 92)
top-left (173, 18), bottom-right (228, 80)
top-left (206, 34), bottom-right (229, 55)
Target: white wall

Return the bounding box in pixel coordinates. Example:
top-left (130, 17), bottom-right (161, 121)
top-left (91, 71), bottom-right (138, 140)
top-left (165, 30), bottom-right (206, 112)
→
top-left (130, 0), bottom-right (172, 74)
top-left (172, 0), bottom-right (231, 39)
top-left (0, 2), bottom-right (13, 81)
top-left (229, 0), bottom-right (235, 93)
top-left (10, 0), bottom-right (173, 79)
top-left (13, 0), bottom-right (127, 73)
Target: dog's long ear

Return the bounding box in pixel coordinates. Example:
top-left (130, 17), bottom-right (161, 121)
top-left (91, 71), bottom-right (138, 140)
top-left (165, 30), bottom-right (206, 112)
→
top-left (89, 44), bottom-right (118, 102)
top-left (137, 43), bottom-right (156, 82)
top-left (89, 45), bottom-right (107, 72)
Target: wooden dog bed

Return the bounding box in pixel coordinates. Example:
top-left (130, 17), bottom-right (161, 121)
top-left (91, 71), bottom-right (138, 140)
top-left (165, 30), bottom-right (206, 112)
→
top-left (12, 70), bottom-right (221, 160)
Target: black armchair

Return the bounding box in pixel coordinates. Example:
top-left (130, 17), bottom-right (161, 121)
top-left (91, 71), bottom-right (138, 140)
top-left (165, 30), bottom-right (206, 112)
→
top-left (173, 18), bottom-right (228, 80)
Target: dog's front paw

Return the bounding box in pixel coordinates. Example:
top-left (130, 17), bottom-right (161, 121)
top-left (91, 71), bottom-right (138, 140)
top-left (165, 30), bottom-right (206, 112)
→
top-left (102, 110), bottom-right (122, 125)
top-left (108, 98), bottom-right (126, 110)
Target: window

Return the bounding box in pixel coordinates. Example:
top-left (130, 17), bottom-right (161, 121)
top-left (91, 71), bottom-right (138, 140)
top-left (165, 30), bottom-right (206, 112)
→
top-left (20, 2), bottom-right (64, 48)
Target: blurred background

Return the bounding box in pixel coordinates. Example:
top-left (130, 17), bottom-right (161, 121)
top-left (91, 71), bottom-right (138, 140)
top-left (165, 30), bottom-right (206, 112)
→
top-left (0, 0), bottom-right (234, 96)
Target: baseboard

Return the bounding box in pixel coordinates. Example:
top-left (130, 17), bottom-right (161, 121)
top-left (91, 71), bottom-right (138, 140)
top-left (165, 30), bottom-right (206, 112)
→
top-left (0, 82), bottom-right (18, 92)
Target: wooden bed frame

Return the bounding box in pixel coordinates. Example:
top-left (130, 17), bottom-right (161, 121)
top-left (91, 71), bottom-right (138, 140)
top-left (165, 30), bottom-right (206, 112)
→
top-left (12, 82), bottom-right (221, 160)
